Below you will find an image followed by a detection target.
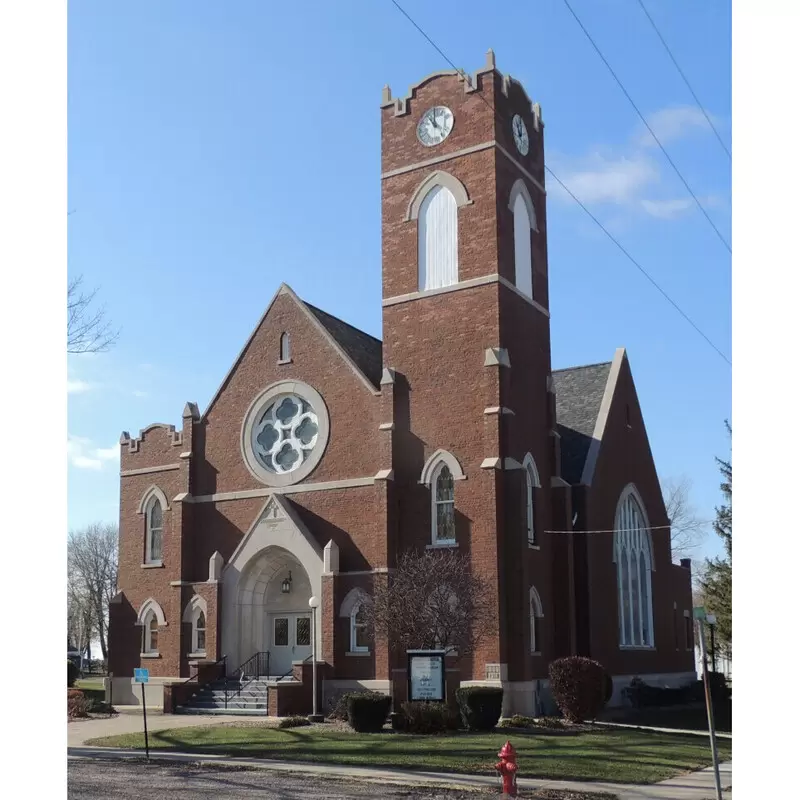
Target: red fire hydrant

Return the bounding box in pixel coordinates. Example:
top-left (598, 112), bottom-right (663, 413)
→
top-left (495, 740), bottom-right (518, 798)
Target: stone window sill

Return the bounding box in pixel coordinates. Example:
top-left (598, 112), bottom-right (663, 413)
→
top-left (141, 561), bottom-right (164, 569)
top-left (531, 650), bottom-right (542, 657)
top-left (619, 645), bottom-right (656, 651)
top-left (427, 541), bottom-right (458, 549)
top-left (528, 544), bottom-right (540, 550)
top-left (278, 358), bottom-right (293, 365)
top-left (346, 651), bottom-right (371, 657)
top-left (140, 652), bottom-right (161, 659)
top-left (187, 652), bottom-right (207, 660)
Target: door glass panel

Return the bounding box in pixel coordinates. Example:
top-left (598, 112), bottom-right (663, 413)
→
top-left (274, 617), bottom-right (289, 647)
top-left (296, 616), bottom-right (311, 647)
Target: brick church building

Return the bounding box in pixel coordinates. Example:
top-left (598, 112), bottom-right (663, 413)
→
top-left (108, 52), bottom-right (695, 715)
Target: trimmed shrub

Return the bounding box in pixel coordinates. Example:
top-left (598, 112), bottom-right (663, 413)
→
top-left (455, 686), bottom-right (504, 731)
top-left (68, 659), bottom-right (79, 688)
top-left (347, 692), bottom-right (391, 732)
top-left (328, 691), bottom-right (385, 721)
top-left (278, 716), bottom-right (311, 729)
top-left (67, 689), bottom-right (90, 719)
top-left (400, 701), bottom-right (456, 734)
top-left (499, 715), bottom-right (568, 730)
top-left (548, 656), bottom-right (606, 722)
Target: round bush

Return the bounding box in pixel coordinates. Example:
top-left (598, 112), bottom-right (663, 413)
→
top-left (328, 691), bottom-right (383, 721)
top-left (455, 686), bottom-right (503, 731)
top-left (548, 656), bottom-right (606, 723)
top-left (67, 688), bottom-right (89, 718)
top-left (67, 659), bottom-right (79, 688)
top-left (400, 701), bottom-right (455, 734)
top-left (347, 692), bottom-right (391, 732)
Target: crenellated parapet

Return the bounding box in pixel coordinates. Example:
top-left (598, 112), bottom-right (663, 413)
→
top-left (119, 423), bottom-right (182, 454)
top-left (380, 49), bottom-right (543, 127)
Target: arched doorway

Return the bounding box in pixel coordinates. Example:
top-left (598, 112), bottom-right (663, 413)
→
top-left (237, 546), bottom-right (313, 676)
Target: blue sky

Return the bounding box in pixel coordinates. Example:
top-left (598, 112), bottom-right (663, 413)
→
top-left (67, 0), bottom-right (731, 562)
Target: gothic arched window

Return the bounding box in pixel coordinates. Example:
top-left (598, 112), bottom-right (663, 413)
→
top-left (509, 179), bottom-right (537, 299)
top-left (145, 497), bottom-right (163, 564)
top-left (418, 185), bottom-right (459, 291)
top-left (614, 488), bottom-right (654, 647)
top-left (279, 332), bottom-right (290, 362)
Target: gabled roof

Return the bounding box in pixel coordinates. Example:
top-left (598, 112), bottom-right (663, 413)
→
top-left (201, 284), bottom-right (382, 421)
top-left (302, 303), bottom-right (383, 390)
top-left (552, 353), bottom-right (622, 486)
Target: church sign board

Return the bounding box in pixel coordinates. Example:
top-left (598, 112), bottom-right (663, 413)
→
top-left (407, 650), bottom-right (446, 702)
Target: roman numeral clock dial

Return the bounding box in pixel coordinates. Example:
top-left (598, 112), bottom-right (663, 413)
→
top-left (512, 114), bottom-right (529, 156)
top-left (417, 106), bottom-right (454, 147)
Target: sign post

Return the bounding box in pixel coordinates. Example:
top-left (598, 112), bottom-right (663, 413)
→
top-left (134, 668), bottom-right (150, 760)
top-left (407, 650), bottom-right (446, 702)
top-left (693, 608), bottom-right (722, 800)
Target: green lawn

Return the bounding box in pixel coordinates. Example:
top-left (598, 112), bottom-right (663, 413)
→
top-left (75, 678), bottom-right (105, 693)
top-left (85, 725), bottom-right (731, 784)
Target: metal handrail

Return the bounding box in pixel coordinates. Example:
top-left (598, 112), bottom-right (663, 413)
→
top-left (230, 651), bottom-right (270, 682)
top-left (275, 653), bottom-right (312, 684)
top-left (177, 654), bottom-right (227, 708)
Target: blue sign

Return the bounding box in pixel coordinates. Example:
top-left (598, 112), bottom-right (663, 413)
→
top-left (134, 668), bottom-right (150, 683)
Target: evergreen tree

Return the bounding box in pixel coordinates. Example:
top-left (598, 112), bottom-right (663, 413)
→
top-left (700, 421), bottom-right (732, 659)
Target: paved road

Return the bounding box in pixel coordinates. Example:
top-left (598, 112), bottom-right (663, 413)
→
top-left (67, 759), bottom-right (504, 799)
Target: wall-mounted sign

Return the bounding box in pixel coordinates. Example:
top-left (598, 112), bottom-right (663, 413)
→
top-left (407, 650), bottom-right (446, 702)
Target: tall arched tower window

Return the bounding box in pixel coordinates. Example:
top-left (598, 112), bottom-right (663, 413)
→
top-left (145, 497), bottom-right (163, 565)
top-left (614, 487), bottom-right (654, 647)
top-left (418, 185), bottom-right (459, 291)
top-left (522, 453), bottom-right (540, 546)
top-left (279, 332), bottom-right (291, 362)
top-left (509, 179), bottom-right (537, 299)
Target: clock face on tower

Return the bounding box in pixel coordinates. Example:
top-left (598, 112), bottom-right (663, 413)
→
top-left (417, 106), bottom-right (454, 147)
top-left (512, 114), bottom-right (529, 156)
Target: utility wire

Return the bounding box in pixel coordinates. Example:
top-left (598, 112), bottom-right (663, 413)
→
top-left (544, 522), bottom-right (715, 535)
top-left (635, 0), bottom-right (731, 161)
top-left (385, 1), bottom-right (731, 368)
top-left (561, 0), bottom-right (731, 254)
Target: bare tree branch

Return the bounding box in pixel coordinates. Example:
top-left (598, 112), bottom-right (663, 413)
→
top-left (662, 475), bottom-right (708, 561)
top-left (362, 549), bottom-right (494, 655)
top-left (67, 275), bottom-right (119, 354)
top-left (67, 523), bottom-right (119, 660)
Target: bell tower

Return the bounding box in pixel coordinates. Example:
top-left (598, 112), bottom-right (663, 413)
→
top-left (379, 52), bottom-right (559, 690)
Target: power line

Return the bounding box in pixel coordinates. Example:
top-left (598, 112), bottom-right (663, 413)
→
top-left (385, 1), bottom-right (731, 368)
top-left (635, 0), bottom-right (731, 161)
top-left (544, 522), bottom-right (715, 535)
top-left (561, 0), bottom-right (731, 255)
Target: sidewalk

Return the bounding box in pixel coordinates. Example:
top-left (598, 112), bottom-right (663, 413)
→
top-left (68, 744), bottom-right (732, 800)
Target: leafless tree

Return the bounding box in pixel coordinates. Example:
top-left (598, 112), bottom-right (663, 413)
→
top-left (68, 581), bottom-right (94, 658)
top-left (662, 475), bottom-right (708, 561)
top-left (67, 275), bottom-right (119, 354)
top-left (67, 523), bottom-right (119, 660)
top-left (363, 548), bottom-right (494, 655)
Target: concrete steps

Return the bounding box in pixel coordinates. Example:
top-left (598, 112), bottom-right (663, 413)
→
top-left (176, 676), bottom-right (301, 716)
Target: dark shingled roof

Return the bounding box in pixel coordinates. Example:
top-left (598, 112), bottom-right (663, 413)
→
top-left (303, 302), bottom-right (383, 389)
top-left (552, 361), bottom-right (612, 485)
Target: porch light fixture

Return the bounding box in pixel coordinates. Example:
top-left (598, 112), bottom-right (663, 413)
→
top-left (281, 571), bottom-right (292, 594)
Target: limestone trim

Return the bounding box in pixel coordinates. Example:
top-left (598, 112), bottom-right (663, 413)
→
top-left (240, 379), bottom-right (331, 488)
top-left (382, 273), bottom-right (499, 307)
top-left (494, 141), bottom-right (547, 195)
top-left (508, 178), bottom-right (538, 231)
top-left (122, 463), bottom-right (181, 478)
top-left (484, 406), bottom-right (515, 416)
top-left (136, 598), bottom-right (167, 627)
top-left (186, 476), bottom-right (376, 504)
top-left (182, 594), bottom-right (208, 623)
top-left (405, 170), bottom-right (472, 221)
top-left (480, 457), bottom-right (501, 469)
top-left (581, 347), bottom-right (626, 486)
top-left (484, 347), bottom-right (511, 367)
top-left (339, 587), bottom-right (369, 619)
top-left (522, 452), bottom-right (541, 487)
top-left (201, 283), bottom-right (379, 423)
top-left (121, 424), bottom-right (183, 454)
top-left (419, 449), bottom-right (467, 485)
top-left (379, 422), bottom-right (395, 430)
top-left (374, 469), bottom-right (394, 481)
top-left (382, 141), bottom-right (495, 179)
top-left (137, 485), bottom-right (171, 514)
top-left (497, 276), bottom-right (550, 317)
top-left (380, 53), bottom-right (494, 116)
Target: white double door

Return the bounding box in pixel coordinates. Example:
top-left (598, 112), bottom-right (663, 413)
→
top-left (268, 612), bottom-right (312, 676)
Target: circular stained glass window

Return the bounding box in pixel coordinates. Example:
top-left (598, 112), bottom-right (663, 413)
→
top-left (242, 381), bottom-right (329, 487)
top-left (252, 394), bottom-right (320, 475)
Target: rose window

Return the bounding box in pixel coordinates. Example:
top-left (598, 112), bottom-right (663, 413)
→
top-left (251, 394), bottom-right (320, 475)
